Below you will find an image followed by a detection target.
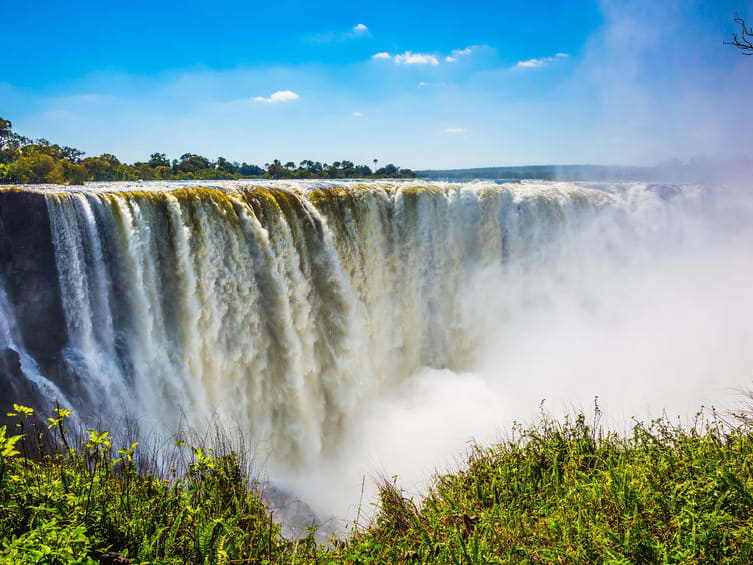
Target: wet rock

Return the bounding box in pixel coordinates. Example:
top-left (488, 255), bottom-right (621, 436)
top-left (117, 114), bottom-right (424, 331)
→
top-left (0, 347), bottom-right (44, 430)
top-left (0, 190), bottom-right (67, 362)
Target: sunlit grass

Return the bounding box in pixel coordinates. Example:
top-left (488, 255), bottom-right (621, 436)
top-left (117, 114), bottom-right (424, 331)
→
top-left (1, 403), bottom-right (752, 563)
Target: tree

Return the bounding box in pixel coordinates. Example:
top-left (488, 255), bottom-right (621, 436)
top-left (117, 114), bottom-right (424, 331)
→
top-left (7, 147), bottom-right (55, 183)
top-left (726, 13), bottom-right (753, 54)
top-left (176, 153), bottom-right (210, 174)
top-left (82, 157), bottom-right (116, 181)
top-left (267, 159), bottom-right (282, 179)
top-left (376, 163), bottom-right (399, 177)
top-left (148, 152), bottom-right (170, 168)
top-left (99, 153), bottom-right (121, 167)
top-left (154, 165), bottom-right (172, 179)
top-left (49, 159), bottom-right (86, 185)
top-left (0, 118), bottom-right (16, 164)
top-left (0, 118), bottom-right (11, 138)
top-left (240, 162), bottom-right (263, 176)
top-left (215, 157), bottom-right (239, 174)
top-left (284, 161), bottom-right (295, 170)
top-left (60, 146), bottom-right (85, 164)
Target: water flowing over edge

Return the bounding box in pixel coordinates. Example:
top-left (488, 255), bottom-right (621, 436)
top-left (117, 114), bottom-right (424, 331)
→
top-left (4, 178), bottom-right (751, 528)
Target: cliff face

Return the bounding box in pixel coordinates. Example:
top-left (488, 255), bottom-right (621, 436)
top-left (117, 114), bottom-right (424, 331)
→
top-left (0, 190), bottom-right (67, 362)
top-left (0, 181), bottom-right (629, 463)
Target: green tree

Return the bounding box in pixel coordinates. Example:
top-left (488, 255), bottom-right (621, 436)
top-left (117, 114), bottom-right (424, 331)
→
top-left (148, 152), bottom-right (170, 168)
top-left (376, 163), bottom-right (399, 177)
top-left (0, 118), bottom-right (11, 139)
top-left (267, 159), bottom-right (282, 179)
top-left (49, 159), bottom-right (86, 185)
top-left (0, 118), bottom-right (22, 165)
top-left (239, 162), bottom-right (263, 176)
top-left (154, 165), bottom-right (172, 179)
top-left (176, 153), bottom-right (210, 174)
top-left (82, 157), bottom-right (117, 181)
top-left (215, 157), bottom-right (239, 175)
top-left (7, 147), bottom-right (55, 183)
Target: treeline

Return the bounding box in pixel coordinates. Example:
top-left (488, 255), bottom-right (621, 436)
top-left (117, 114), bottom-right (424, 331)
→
top-left (0, 117), bottom-right (415, 185)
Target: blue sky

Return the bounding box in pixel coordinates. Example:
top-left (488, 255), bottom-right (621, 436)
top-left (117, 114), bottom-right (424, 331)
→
top-left (1, 0), bottom-right (752, 168)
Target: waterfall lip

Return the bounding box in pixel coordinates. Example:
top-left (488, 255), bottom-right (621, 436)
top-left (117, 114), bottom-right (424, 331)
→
top-left (1, 178), bottom-right (701, 201)
top-left (1, 180), bottom-right (723, 443)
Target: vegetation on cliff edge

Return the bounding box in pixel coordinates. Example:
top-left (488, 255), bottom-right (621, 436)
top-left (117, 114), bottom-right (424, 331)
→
top-left (1, 404), bottom-right (752, 564)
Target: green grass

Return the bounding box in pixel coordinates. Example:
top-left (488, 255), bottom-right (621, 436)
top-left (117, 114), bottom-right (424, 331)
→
top-left (1, 404), bottom-right (752, 564)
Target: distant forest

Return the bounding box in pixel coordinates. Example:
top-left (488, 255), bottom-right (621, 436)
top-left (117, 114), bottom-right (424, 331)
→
top-left (0, 117), bottom-right (415, 185)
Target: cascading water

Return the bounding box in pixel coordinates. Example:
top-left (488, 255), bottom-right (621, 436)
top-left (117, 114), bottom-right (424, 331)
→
top-left (0, 182), bottom-right (602, 456)
top-left (1, 179), bottom-right (752, 525)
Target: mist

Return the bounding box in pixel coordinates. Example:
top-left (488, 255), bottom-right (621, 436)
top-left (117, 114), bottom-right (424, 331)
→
top-left (271, 181), bottom-right (753, 533)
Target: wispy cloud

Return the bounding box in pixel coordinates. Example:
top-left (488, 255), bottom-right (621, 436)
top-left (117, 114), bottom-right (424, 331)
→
top-left (373, 51), bottom-right (439, 65)
top-left (352, 111), bottom-right (363, 117)
top-left (353, 23), bottom-right (368, 33)
top-left (446, 46), bottom-right (474, 62)
top-left (374, 46), bottom-right (480, 65)
top-left (253, 90), bottom-right (300, 103)
top-left (395, 51), bottom-right (439, 65)
top-left (515, 52), bottom-right (569, 69)
top-left (442, 127), bottom-right (467, 134)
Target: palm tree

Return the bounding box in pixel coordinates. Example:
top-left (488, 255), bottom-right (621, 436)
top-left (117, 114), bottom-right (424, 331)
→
top-left (267, 159), bottom-right (282, 179)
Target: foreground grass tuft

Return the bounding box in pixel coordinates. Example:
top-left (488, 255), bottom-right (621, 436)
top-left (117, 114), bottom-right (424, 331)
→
top-left (1, 404), bottom-right (752, 564)
top-left (347, 411), bottom-right (753, 564)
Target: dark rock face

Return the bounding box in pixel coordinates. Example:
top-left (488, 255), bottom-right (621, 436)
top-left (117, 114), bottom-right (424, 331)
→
top-left (0, 190), bottom-right (68, 362)
top-left (0, 347), bottom-right (43, 429)
top-left (0, 347), bottom-right (32, 401)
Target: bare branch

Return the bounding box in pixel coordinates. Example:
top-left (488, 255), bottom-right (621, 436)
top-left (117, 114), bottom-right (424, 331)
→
top-left (725, 13), bottom-right (753, 55)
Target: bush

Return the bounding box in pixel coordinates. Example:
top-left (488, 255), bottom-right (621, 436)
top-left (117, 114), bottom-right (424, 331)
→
top-left (2, 403), bottom-right (752, 564)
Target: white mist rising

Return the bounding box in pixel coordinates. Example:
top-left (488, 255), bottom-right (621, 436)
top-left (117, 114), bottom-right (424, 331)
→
top-left (272, 181), bottom-right (753, 531)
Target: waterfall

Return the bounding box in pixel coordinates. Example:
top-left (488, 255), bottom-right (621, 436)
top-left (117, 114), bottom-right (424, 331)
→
top-left (0, 180), bottom-right (713, 462)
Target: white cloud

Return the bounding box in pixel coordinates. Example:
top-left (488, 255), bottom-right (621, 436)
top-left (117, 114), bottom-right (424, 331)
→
top-left (442, 128), bottom-right (467, 134)
top-left (515, 53), bottom-right (569, 69)
top-left (372, 52), bottom-right (392, 60)
top-left (394, 51), bottom-right (439, 65)
top-left (516, 58), bottom-right (547, 68)
top-left (446, 46), bottom-right (475, 62)
top-left (353, 23), bottom-right (368, 33)
top-left (419, 81), bottom-right (430, 86)
top-left (253, 90), bottom-right (300, 103)
top-left (352, 112), bottom-right (363, 117)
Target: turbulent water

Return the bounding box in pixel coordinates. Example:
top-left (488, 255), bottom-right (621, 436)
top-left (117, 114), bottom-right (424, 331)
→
top-left (1, 179), bottom-right (752, 527)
